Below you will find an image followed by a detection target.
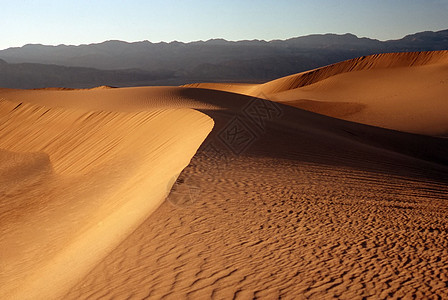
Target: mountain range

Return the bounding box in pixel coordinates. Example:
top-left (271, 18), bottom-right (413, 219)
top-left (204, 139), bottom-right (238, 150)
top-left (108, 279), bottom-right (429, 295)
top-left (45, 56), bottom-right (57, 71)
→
top-left (1, 29), bottom-right (447, 89)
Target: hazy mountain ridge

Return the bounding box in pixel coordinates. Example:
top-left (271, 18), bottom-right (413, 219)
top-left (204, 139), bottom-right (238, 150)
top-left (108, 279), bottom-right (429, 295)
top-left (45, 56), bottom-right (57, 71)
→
top-left (0, 29), bottom-right (447, 88)
top-left (0, 63), bottom-right (174, 89)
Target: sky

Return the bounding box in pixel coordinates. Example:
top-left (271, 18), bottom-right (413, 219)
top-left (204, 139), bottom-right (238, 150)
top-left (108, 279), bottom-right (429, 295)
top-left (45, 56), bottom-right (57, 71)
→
top-left (1, 0), bottom-right (447, 50)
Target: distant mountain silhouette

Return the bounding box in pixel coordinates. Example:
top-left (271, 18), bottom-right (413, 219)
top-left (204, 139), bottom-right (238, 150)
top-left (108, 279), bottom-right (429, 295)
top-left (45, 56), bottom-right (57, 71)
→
top-left (0, 29), bottom-right (447, 89)
top-left (386, 30), bottom-right (448, 50)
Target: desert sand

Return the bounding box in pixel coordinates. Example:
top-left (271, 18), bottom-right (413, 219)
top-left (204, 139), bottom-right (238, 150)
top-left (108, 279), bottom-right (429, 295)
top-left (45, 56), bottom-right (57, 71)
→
top-left (1, 51), bottom-right (448, 299)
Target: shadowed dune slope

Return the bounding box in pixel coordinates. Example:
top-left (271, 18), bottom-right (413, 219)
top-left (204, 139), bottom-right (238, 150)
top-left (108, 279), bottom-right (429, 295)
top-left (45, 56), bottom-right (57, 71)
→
top-left (185, 51), bottom-right (448, 135)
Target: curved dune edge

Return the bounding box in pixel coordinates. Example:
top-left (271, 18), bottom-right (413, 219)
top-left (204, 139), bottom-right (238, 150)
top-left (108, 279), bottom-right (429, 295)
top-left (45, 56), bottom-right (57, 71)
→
top-left (0, 99), bottom-right (213, 299)
top-left (62, 72), bottom-right (448, 297)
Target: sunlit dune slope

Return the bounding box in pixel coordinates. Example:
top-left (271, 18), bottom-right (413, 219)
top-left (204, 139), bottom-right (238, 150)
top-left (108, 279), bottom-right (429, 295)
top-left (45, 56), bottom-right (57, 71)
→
top-left (186, 51), bottom-right (448, 136)
top-left (0, 99), bottom-right (213, 299)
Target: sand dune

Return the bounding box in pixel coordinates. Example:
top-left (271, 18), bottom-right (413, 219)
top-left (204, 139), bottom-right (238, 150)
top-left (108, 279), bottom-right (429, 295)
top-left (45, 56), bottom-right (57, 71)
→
top-left (186, 51), bottom-right (448, 136)
top-left (65, 86), bottom-right (448, 299)
top-left (1, 51), bottom-right (448, 299)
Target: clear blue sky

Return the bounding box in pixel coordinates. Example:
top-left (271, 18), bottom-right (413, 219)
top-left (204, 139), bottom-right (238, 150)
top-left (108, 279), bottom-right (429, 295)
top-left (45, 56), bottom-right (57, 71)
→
top-left (1, 0), bottom-right (447, 50)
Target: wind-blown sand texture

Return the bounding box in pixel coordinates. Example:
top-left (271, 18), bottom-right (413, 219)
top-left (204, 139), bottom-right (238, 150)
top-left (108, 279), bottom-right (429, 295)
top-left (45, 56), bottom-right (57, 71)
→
top-left (1, 51), bottom-right (448, 299)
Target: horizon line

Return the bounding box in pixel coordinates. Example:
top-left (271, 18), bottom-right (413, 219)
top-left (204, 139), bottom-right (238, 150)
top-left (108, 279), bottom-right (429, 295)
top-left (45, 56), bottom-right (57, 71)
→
top-left (2, 28), bottom-right (446, 51)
